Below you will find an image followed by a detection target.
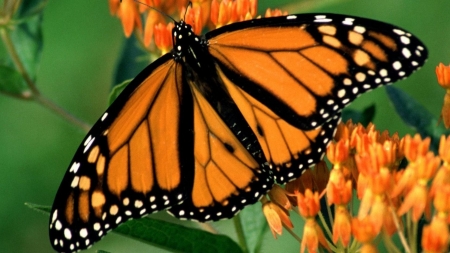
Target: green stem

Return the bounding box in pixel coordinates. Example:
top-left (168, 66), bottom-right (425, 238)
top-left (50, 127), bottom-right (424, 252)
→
top-left (34, 94), bottom-right (91, 132)
top-left (381, 231), bottom-right (402, 253)
top-left (233, 213), bottom-right (249, 253)
top-left (284, 224), bottom-right (302, 243)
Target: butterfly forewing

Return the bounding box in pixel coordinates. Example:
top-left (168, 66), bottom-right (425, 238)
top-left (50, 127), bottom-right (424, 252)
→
top-left (49, 56), bottom-right (195, 252)
top-left (207, 13), bottom-right (427, 130)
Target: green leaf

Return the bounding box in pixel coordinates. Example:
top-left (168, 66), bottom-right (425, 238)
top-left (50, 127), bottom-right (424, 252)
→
top-left (386, 86), bottom-right (449, 151)
top-left (8, 13), bottom-right (43, 82)
top-left (0, 65), bottom-right (31, 97)
top-left (109, 79), bottom-right (131, 105)
top-left (342, 104), bottom-right (376, 126)
top-left (113, 36), bottom-right (150, 87)
top-left (239, 203), bottom-right (268, 253)
top-left (17, 0), bottom-right (48, 19)
top-left (114, 218), bottom-right (242, 253)
top-left (96, 250), bottom-right (111, 253)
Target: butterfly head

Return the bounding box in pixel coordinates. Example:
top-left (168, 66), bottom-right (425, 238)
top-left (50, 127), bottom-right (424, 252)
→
top-left (172, 21), bottom-right (203, 60)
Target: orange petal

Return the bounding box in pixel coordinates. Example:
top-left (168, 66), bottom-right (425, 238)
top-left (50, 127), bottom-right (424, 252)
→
top-left (436, 63), bottom-right (450, 87)
top-left (333, 206), bottom-right (351, 246)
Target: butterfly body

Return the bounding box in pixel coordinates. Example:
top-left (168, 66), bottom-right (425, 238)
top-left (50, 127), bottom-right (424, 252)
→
top-left (50, 13), bottom-right (427, 252)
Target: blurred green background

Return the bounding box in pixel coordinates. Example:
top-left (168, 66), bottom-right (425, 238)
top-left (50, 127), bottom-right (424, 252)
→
top-left (1, 0), bottom-right (449, 252)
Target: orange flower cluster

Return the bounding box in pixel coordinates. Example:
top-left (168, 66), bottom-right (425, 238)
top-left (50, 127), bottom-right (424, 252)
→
top-left (436, 63), bottom-right (450, 128)
top-left (108, 0), bottom-right (287, 54)
top-left (264, 121), bottom-right (450, 253)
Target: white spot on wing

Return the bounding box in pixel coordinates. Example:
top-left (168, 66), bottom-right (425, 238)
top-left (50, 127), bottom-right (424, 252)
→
top-left (80, 228), bottom-right (88, 238)
top-left (55, 220), bottom-right (62, 230)
top-left (314, 15), bottom-right (332, 22)
top-left (393, 61), bottom-right (402, 70)
top-left (342, 18), bottom-right (354, 25)
top-left (71, 176), bottom-right (80, 188)
top-left (101, 113), bottom-right (108, 121)
top-left (400, 36), bottom-right (410, 45)
top-left (64, 228), bottom-right (72, 239)
top-left (393, 29), bottom-right (405, 35)
top-left (354, 26), bottom-right (366, 34)
top-left (402, 48), bottom-right (411, 58)
top-left (69, 162), bottom-right (80, 173)
top-left (83, 137), bottom-right (95, 153)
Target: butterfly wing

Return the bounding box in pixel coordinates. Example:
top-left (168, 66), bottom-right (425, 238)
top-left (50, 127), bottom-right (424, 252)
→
top-left (49, 55), bottom-right (195, 252)
top-left (206, 13), bottom-right (426, 182)
top-left (167, 83), bottom-right (273, 221)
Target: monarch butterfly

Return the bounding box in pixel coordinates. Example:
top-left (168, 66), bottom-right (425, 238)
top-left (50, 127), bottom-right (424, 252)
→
top-left (49, 11), bottom-right (427, 252)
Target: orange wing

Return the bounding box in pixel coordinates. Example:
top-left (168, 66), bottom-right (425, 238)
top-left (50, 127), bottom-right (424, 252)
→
top-left (215, 65), bottom-right (340, 183)
top-left (49, 57), bottom-right (193, 252)
top-left (206, 14), bottom-right (426, 182)
top-left (168, 84), bottom-right (272, 221)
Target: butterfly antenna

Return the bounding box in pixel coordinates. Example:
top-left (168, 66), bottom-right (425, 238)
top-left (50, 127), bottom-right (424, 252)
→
top-left (128, 0), bottom-right (176, 23)
top-left (183, 1), bottom-right (193, 21)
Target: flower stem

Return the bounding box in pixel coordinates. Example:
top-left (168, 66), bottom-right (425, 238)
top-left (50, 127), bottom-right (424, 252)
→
top-left (34, 94), bottom-right (91, 132)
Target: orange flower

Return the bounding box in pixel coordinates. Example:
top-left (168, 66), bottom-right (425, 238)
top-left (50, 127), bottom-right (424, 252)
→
top-left (438, 135), bottom-right (450, 163)
top-left (367, 196), bottom-right (388, 234)
top-left (433, 184), bottom-right (450, 214)
top-left (264, 8), bottom-right (288, 17)
top-left (301, 219), bottom-right (329, 253)
top-left (334, 120), bottom-right (352, 142)
top-left (440, 91), bottom-right (450, 129)
top-left (403, 134), bottom-right (430, 162)
top-left (116, 0), bottom-right (142, 37)
top-left (109, 0), bottom-right (121, 15)
top-left (180, 3), bottom-right (205, 35)
top-left (326, 168), bottom-right (352, 205)
top-left (268, 185), bottom-right (292, 211)
top-left (422, 217), bottom-right (449, 253)
top-left (144, 10), bottom-right (162, 47)
top-left (285, 161), bottom-right (330, 197)
top-left (436, 63), bottom-right (450, 87)
top-left (210, 0), bottom-right (234, 28)
top-left (327, 140), bottom-right (350, 166)
top-left (436, 136), bottom-right (450, 201)
top-left (415, 152), bottom-right (441, 180)
top-left (391, 164), bottom-right (416, 198)
top-left (333, 206), bottom-right (351, 246)
top-left (262, 200), bottom-right (293, 238)
top-left (296, 189), bottom-right (320, 218)
top-left (211, 0), bottom-right (258, 28)
top-left (355, 143), bottom-right (394, 196)
top-left (154, 22), bottom-right (174, 55)
top-left (352, 217), bottom-right (377, 243)
top-left (396, 152), bottom-right (439, 220)
top-left (397, 183), bottom-right (428, 221)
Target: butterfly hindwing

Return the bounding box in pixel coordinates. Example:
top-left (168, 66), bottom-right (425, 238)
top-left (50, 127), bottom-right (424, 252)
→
top-left (168, 84), bottom-right (272, 221)
top-left (215, 66), bottom-right (341, 183)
